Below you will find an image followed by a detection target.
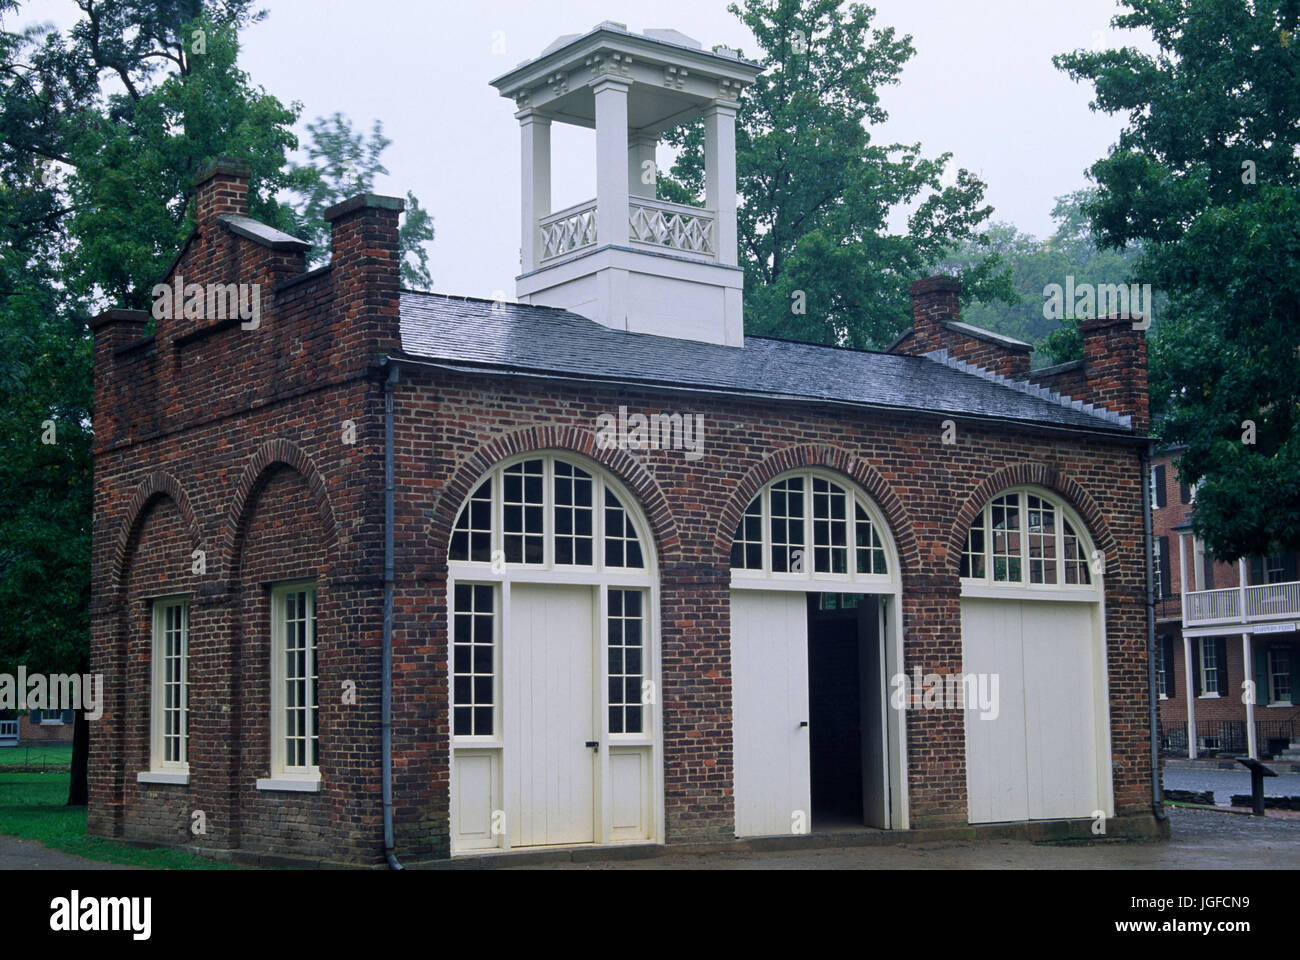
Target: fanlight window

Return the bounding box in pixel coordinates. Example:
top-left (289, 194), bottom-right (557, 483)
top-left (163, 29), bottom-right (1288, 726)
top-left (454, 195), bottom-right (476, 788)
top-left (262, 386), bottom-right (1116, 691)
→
top-left (961, 489), bottom-right (1092, 586)
top-left (450, 455), bottom-right (646, 570)
top-left (730, 472), bottom-right (889, 580)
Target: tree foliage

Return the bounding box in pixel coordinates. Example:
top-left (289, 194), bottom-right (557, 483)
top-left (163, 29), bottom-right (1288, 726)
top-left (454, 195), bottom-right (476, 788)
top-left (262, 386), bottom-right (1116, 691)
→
top-left (659, 0), bottom-right (1012, 349)
top-left (1056, 0), bottom-right (1300, 559)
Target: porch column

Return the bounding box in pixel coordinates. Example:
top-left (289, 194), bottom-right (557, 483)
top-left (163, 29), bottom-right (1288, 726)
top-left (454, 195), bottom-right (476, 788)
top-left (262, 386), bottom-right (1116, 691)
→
top-left (1244, 631), bottom-right (1257, 758)
top-left (518, 110), bottom-right (552, 273)
top-left (593, 77), bottom-right (631, 247)
top-left (1184, 632), bottom-right (1197, 759)
top-left (704, 101), bottom-right (738, 265)
top-left (628, 131), bottom-right (657, 200)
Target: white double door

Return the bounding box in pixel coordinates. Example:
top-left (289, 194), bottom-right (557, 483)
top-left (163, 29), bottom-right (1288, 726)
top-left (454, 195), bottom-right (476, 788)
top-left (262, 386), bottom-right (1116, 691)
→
top-left (961, 598), bottom-right (1105, 823)
top-left (504, 583), bottom-right (596, 847)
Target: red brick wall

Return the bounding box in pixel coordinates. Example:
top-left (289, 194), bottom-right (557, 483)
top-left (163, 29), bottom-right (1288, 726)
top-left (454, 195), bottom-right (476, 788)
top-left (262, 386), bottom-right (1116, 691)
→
top-left (892, 276), bottom-right (1032, 378)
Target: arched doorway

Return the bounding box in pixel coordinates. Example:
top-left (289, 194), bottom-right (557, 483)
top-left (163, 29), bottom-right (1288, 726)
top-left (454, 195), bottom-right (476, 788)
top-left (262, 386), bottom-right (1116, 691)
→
top-left (958, 485), bottom-right (1113, 823)
top-left (446, 452), bottom-right (660, 852)
top-left (728, 468), bottom-right (904, 835)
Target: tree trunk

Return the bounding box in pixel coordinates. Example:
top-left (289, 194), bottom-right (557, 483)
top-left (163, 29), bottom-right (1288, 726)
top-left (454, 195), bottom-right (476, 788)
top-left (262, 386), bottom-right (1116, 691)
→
top-left (68, 706), bottom-right (89, 806)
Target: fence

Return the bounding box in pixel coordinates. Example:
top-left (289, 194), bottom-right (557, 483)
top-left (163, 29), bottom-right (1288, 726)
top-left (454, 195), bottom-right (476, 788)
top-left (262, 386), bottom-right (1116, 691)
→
top-left (1159, 717), bottom-right (1298, 758)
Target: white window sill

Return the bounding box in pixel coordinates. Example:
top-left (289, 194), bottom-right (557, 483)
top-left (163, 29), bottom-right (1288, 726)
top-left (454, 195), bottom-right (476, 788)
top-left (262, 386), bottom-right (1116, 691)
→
top-left (256, 775), bottom-right (321, 793)
top-left (1267, 702), bottom-right (1294, 708)
top-left (1197, 693), bottom-right (1222, 699)
top-left (136, 770), bottom-right (190, 786)
top-left (39, 720), bottom-right (66, 726)
top-left (1158, 694), bottom-right (1169, 701)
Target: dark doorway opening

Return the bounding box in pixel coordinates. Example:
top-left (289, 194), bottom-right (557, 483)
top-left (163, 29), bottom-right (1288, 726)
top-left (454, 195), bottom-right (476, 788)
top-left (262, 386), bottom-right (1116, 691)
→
top-left (807, 592), bottom-right (885, 829)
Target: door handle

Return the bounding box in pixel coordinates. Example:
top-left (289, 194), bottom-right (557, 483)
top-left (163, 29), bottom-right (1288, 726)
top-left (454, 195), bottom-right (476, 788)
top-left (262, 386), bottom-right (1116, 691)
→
top-left (585, 740), bottom-right (599, 750)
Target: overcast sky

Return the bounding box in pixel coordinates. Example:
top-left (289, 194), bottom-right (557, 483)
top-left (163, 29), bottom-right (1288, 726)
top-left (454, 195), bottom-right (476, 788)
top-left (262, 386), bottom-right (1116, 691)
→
top-left (12, 0), bottom-right (1152, 299)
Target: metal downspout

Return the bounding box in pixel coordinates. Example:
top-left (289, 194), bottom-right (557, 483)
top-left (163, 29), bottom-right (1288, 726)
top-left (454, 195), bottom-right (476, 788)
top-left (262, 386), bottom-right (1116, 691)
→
top-left (1142, 441), bottom-right (1167, 821)
top-left (383, 363), bottom-right (404, 869)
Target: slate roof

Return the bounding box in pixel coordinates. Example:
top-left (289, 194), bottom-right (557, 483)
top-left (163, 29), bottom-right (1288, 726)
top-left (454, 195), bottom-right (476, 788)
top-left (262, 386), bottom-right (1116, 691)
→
top-left (397, 291), bottom-right (1134, 435)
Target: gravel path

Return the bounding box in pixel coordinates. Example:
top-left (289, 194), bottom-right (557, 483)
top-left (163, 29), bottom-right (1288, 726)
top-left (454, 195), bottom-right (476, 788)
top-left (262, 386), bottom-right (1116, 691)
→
top-left (0, 834), bottom-right (136, 870)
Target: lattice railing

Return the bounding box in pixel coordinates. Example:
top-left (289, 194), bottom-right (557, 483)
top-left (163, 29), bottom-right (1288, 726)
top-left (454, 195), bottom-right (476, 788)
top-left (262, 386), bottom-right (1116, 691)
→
top-left (628, 199), bottom-right (715, 257)
top-left (539, 201), bottom-right (598, 261)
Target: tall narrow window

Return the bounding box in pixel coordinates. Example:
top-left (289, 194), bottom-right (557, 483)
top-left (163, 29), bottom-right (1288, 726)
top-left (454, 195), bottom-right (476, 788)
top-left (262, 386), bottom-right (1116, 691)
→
top-left (1156, 640), bottom-right (1168, 699)
top-left (990, 494), bottom-right (1021, 582)
top-left (1269, 649), bottom-right (1292, 706)
top-left (452, 583), bottom-right (495, 736)
top-left (1199, 637), bottom-right (1220, 696)
top-left (272, 584), bottom-right (318, 775)
top-left (553, 461), bottom-right (594, 566)
top-left (502, 458), bottom-right (545, 564)
top-left (769, 477), bottom-right (805, 573)
top-left (151, 598), bottom-right (188, 771)
top-left (811, 477), bottom-right (849, 574)
top-left (607, 589), bottom-right (644, 735)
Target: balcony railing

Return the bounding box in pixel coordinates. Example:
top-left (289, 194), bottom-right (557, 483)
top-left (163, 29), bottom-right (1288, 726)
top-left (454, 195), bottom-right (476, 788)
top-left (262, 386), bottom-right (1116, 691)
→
top-left (628, 197), bottom-right (715, 257)
top-left (537, 197), bottom-right (717, 264)
top-left (1183, 579), bottom-right (1300, 627)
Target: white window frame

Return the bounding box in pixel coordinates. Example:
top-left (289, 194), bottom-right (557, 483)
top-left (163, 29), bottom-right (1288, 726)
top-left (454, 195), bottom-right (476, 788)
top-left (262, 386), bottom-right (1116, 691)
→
top-left (728, 468), bottom-right (896, 590)
top-left (1152, 538), bottom-right (1164, 601)
top-left (1264, 554), bottom-right (1287, 585)
top-left (1157, 640), bottom-right (1168, 700)
top-left (137, 597), bottom-right (190, 786)
top-left (258, 581), bottom-right (321, 792)
top-left (1268, 648), bottom-right (1292, 707)
top-left (960, 487), bottom-right (1100, 600)
top-left (1198, 637), bottom-right (1221, 697)
top-left (1150, 467), bottom-right (1160, 510)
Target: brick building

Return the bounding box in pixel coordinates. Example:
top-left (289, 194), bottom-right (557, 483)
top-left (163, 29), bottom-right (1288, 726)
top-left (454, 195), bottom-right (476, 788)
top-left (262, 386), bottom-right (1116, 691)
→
top-left (1149, 450), bottom-right (1300, 760)
top-left (89, 23), bottom-right (1165, 865)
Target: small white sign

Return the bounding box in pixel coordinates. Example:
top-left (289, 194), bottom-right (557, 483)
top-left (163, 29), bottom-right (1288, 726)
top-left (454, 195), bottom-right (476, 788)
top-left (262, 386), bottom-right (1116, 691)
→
top-left (1252, 622), bottom-right (1299, 635)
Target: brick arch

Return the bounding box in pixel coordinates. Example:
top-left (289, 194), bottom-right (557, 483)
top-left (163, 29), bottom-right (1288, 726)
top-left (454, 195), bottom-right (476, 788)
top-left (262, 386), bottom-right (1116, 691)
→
top-left (220, 438), bottom-right (340, 586)
top-left (429, 425), bottom-right (682, 564)
top-left (945, 461), bottom-right (1119, 577)
top-left (712, 443), bottom-right (920, 573)
top-left (109, 469), bottom-right (202, 598)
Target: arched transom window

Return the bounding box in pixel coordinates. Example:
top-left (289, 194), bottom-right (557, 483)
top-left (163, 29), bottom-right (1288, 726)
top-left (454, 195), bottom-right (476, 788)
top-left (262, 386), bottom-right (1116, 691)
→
top-left (450, 454), bottom-right (647, 571)
top-left (961, 488), bottom-right (1094, 587)
top-left (730, 470), bottom-right (893, 583)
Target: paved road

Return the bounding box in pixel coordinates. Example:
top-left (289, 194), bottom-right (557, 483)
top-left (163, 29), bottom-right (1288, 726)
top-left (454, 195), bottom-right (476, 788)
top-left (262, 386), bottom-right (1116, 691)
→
top-left (504, 807), bottom-right (1300, 869)
top-left (0, 835), bottom-right (135, 870)
top-left (1164, 767), bottom-right (1300, 800)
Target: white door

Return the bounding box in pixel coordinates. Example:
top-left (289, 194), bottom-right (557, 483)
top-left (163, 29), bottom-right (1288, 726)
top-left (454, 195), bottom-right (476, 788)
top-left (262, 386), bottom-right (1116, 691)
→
top-left (731, 590), bottom-right (811, 837)
top-left (961, 599), bottom-right (1101, 823)
top-left (505, 583), bottom-right (596, 846)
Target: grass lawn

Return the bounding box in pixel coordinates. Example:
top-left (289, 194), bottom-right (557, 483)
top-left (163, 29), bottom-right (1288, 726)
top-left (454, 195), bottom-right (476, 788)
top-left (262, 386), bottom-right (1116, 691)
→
top-left (0, 769), bottom-right (245, 869)
top-left (0, 744), bottom-right (73, 769)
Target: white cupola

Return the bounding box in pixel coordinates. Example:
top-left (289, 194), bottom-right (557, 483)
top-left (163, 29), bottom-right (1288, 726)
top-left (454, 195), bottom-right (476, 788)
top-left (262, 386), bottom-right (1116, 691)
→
top-left (491, 23), bottom-right (761, 347)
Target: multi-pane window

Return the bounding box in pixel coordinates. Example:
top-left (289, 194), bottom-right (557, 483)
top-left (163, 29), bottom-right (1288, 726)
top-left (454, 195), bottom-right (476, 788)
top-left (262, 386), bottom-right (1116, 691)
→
top-left (450, 479), bottom-right (492, 563)
top-left (1265, 554), bottom-right (1287, 584)
top-left (855, 502), bottom-right (888, 575)
top-left (730, 496), bottom-right (763, 570)
top-left (769, 477), bottom-right (805, 573)
top-left (1199, 637), bottom-right (1220, 696)
top-left (449, 456), bottom-right (646, 572)
top-left (730, 472), bottom-right (890, 581)
top-left (1152, 537), bottom-right (1164, 600)
top-left (811, 477), bottom-right (849, 574)
top-left (607, 589), bottom-right (645, 735)
top-left (151, 598), bottom-right (188, 769)
top-left (452, 584), bottom-right (495, 736)
top-left (502, 458), bottom-right (545, 564)
top-left (1269, 648), bottom-right (1292, 705)
top-left (553, 461), bottom-right (594, 566)
top-left (963, 490), bottom-right (1093, 588)
top-left (273, 585), bottom-right (318, 773)
top-left (604, 489), bottom-right (644, 569)
top-left (1157, 641), bottom-right (1168, 699)
top-left (990, 494), bottom-right (1022, 582)
top-left (1025, 495), bottom-right (1056, 584)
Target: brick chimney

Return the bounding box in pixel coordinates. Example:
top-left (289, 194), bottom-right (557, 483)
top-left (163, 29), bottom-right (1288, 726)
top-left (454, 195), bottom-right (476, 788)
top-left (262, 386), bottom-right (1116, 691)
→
top-left (323, 193), bottom-right (405, 361)
top-left (1081, 314), bottom-right (1149, 432)
top-left (90, 308), bottom-right (149, 450)
top-left (891, 275), bottom-right (1032, 378)
top-left (194, 157), bottom-right (250, 225)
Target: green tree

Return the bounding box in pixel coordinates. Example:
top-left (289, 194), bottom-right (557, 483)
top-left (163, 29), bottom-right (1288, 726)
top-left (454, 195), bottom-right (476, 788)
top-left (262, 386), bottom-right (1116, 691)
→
top-left (1056, 0), bottom-right (1300, 560)
top-left (658, 0), bottom-right (1012, 349)
top-left (289, 112), bottom-right (436, 290)
top-left (940, 190), bottom-right (1152, 366)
